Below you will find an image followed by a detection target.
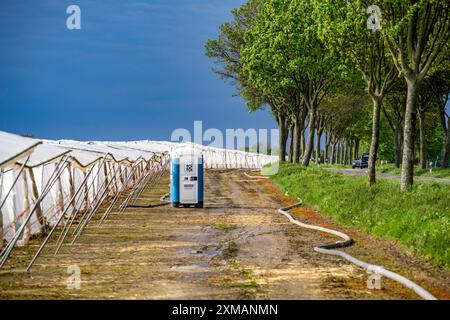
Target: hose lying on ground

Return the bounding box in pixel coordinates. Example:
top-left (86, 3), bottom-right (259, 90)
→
top-left (243, 171), bottom-right (437, 301)
top-left (160, 193), bottom-right (170, 203)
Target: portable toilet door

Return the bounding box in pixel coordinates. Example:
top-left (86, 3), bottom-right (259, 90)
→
top-left (170, 147), bottom-right (204, 208)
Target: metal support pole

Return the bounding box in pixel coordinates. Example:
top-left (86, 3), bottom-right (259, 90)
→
top-left (26, 163), bottom-right (96, 271)
top-left (126, 156), bottom-right (169, 209)
top-left (136, 157), bottom-right (169, 202)
top-left (70, 165), bottom-right (121, 244)
top-left (68, 158), bottom-right (112, 238)
top-left (0, 155), bottom-right (68, 269)
top-left (53, 157), bottom-right (109, 253)
top-left (119, 161), bottom-right (153, 211)
top-left (129, 162), bottom-right (157, 206)
top-left (98, 163), bottom-right (142, 224)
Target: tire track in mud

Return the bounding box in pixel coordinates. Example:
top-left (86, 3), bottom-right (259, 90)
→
top-left (0, 170), bottom-right (425, 299)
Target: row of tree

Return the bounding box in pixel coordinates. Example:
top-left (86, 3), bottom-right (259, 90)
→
top-left (206, 0), bottom-right (449, 191)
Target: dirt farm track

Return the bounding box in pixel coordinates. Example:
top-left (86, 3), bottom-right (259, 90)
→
top-left (0, 170), bottom-right (448, 300)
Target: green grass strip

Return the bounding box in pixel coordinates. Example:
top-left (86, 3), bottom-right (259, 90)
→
top-left (270, 163), bottom-right (450, 269)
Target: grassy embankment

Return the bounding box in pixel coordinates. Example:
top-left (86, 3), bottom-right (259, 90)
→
top-left (268, 163), bottom-right (450, 269)
top-left (322, 163), bottom-right (450, 179)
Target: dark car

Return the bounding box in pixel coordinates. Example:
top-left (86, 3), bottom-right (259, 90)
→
top-left (352, 154), bottom-right (369, 169)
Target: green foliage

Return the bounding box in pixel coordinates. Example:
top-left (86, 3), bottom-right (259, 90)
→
top-left (205, 0), bottom-right (267, 111)
top-left (271, 163), bottom-right (450, 268)
top-left (240, 0), bottom-right (342, 103)
top-left (376, 116), bottom-right (396, 161)
top-left (206, 0), bottom-right (449, 177)
top-left (312, 0), bottom-right (392, 81)
top-left (424, 114), bottom-right (445, 161)
top-left (320, 70), bottom-right (371, 141)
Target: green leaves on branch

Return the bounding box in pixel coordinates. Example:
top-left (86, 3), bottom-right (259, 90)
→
top-left (241, 0), bottom-right (341, 104)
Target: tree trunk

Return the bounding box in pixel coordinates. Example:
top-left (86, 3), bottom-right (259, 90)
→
top-left (394, 125), bottom-right (403, 168)
top-left (351, 140), bottom-right (354, 162)
top-left (344, 141), bottom-right (350, 165)
top-left (331, 139), bottom-right (337, 164)
top-left (348, 141), bottom-right (351, 164)
top-left (336, 142), bottom-right (340, 164)
top-left (301, 128), bottom-right (306, 159)
top-left (348, 140), bottom-right (352, 163)
top-left (443, 117), bottom-right (450, 168)
top-left (337, 142), bottom-right (342, 164)
top-left (368, 97), bottom-right (382, 186)
top-left (418, 110), bottom-right (427, 169)
top-left (293, 113), bottom-right (302, 163)
top-left (356, 140), bottom-right (360, 159)
top-left (315, 128), bottom-right (323, 165)
top-left (302, 107), bottom-right (316, 166)
top-left (348, 141), bottom-right (352, 164)
top-left (336, 142), bottom-right (339, 164)
top-left (401, 80), bottom-right (418, 191)
top-left (342, 142), bottom-right (346, 164)
top-left (278, 112), bottom-right (288, 162)
top-left (325, 134), bottom-right (331, 164)
top-left (288, 123), bottom-right (294, 163)
top-left (353, 139), bottom-right (359, 160)
top-left (300, 110), bottom-right (307, 160)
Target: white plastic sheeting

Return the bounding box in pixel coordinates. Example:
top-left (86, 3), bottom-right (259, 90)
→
top-left (0, 131), bottom-right (41, 168)
top-left (106, 141), bottom-right (180, 155)
top-left (106, 141), bottom-right (277, 169)
top-left (44, 140), bottom-right (153, 163)
top-left (65, 149), bottom-right (104, 168)
top-left (0, 131), bottom-right (277, 248)
top-left (200, 145), bottom-right (276, 169)
top-left (0, 134), bottom-right (162, 246)
top-left (16, 144), bottom-right (71, 168)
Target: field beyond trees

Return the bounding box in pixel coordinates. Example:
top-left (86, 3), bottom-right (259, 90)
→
top-left (270, 163), bottom-right (450, 269)
top-left (377, 165), bottom-right (450, 180)
top-left (323, 164), bottom-right (450, 180)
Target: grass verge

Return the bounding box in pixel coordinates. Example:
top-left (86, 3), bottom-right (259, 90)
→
top-left (269, 163), bottom-right (450, 269)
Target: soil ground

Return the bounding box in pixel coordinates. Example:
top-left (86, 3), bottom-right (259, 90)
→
top-left (0, 169), bottom-right (448, 299)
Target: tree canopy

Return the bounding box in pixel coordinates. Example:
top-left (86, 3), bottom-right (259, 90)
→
top-left (206, 0), bottom-right (449, 191)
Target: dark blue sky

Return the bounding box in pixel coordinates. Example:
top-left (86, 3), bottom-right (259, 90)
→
top-left (0, 0), bottom-right (276, 141)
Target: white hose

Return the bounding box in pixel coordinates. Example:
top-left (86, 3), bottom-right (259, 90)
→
top-left (243, 171), bottom-right (437, 300)
top-left (160, 192), bottom-right (170, 203)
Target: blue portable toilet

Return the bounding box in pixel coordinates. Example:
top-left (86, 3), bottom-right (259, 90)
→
top-left (170, 147), bottom-right (203, 208)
